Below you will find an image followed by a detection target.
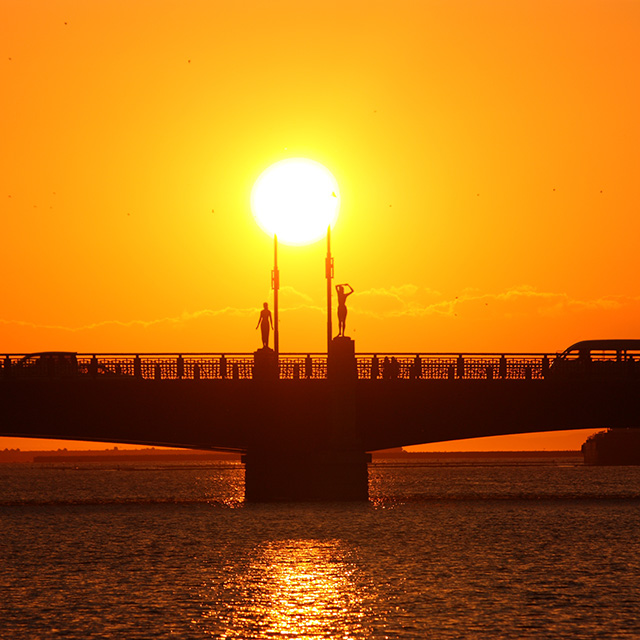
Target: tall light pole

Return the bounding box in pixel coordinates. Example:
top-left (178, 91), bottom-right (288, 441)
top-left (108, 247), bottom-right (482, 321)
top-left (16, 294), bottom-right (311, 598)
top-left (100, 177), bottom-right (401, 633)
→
top-left (271, 234), bottom-right (280, 354)
top-left (252, 159), bottom-right (340, 356)
top-left (325, 225), bottom-right (334, 353)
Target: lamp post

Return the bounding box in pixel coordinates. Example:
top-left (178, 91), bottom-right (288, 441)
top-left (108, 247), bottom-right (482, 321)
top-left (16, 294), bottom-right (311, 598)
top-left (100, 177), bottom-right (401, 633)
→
top-left (252, 159), bottom-right (340, 357)
top-left (271, 234), bottom-right (280, 354)
top-left (325, 225), bottom-right (334, 353)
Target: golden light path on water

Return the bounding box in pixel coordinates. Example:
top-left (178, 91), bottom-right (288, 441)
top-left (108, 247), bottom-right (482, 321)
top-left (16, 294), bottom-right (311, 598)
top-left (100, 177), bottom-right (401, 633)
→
top-left (204, 539), bottom-right (373, 639)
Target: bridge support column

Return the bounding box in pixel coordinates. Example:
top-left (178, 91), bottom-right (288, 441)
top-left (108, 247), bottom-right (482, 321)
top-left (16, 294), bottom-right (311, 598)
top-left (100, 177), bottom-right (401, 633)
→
top-left (243, 448), bottom-right (370, 502)
top-left (244, 336), bottom-right (367, 502)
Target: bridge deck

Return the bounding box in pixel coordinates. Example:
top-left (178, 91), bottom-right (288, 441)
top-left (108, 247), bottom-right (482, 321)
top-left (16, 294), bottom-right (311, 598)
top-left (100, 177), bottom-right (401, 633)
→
top-left (1, 376), bottom-right (638, 451)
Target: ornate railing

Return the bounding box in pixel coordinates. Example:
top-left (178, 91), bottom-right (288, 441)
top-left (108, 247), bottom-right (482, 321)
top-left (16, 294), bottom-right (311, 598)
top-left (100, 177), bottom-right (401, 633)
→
top-left (356, 353), bottom-right (550, 380)
top-left (0, 351), bottom-right (558, 381)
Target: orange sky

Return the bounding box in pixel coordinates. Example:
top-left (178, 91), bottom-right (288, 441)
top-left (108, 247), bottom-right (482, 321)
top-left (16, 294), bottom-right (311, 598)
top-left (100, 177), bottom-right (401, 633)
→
top-left (2, 0), bottom-right (638, 450)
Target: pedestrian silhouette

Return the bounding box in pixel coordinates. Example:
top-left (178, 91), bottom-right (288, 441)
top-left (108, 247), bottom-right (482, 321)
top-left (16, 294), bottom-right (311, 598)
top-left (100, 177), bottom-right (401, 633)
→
top-left (413, 354), bottom-right (422, 379)
top-left (256, 302), bottom-right (273, 349)
top-left (371, 354), bottom-right (380, 379)
top-left (382, 356), bottom-right (390, 379)
top-left (335, 284), bottom-right (354, 337)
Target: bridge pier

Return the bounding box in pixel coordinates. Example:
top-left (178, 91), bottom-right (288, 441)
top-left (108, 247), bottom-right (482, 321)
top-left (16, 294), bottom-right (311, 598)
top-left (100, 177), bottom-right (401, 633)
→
top-left (243, 448), bottom-right (369, 502)
top-left (244, 336), bottom-right (368, 502)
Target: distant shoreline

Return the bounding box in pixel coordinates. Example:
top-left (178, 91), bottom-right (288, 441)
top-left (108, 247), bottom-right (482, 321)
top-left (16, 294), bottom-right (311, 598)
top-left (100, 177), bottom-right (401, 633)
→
top-left (373, 449), bottom-right (582, 459)
top-left (0, 447), bottom-right (582, 464)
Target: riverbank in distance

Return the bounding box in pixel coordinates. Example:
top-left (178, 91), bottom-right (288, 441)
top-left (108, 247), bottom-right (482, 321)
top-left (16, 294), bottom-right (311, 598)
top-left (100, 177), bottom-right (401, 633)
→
top-left (0, 446), bottom-right (582, 464)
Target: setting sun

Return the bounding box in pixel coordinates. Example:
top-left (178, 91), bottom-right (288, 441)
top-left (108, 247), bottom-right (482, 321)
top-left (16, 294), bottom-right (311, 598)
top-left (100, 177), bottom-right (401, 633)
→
top-left (251, 158), bottom-right (340, 245)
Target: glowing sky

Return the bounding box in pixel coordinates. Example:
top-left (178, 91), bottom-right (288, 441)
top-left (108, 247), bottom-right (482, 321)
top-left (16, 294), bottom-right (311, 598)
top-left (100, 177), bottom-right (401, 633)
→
top-left (2, 0), bottom-right (638, 450)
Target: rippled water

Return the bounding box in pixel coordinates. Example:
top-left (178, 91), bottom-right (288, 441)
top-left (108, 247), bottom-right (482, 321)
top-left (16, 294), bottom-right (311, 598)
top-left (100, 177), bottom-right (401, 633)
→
top-left (2, 460), bottom-right (640, 639)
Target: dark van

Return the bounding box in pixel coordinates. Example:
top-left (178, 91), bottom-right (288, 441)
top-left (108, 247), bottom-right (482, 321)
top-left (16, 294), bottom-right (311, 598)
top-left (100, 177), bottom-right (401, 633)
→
top-left (549, 340), bottom-right (640, 378)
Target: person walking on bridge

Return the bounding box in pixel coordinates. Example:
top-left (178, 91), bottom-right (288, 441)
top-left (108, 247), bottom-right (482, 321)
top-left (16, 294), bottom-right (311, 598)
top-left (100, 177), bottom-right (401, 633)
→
top-left (336, 283), bottom-right (354, 337)
top-left (256, 302), bottom-right (273, 349)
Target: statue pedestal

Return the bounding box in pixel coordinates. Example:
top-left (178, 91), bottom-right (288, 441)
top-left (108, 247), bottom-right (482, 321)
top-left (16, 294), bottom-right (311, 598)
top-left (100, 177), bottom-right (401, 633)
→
top-left (328, 336), bottom-right (357, 381)
top-left (253, 348), bottom-right (278, 381)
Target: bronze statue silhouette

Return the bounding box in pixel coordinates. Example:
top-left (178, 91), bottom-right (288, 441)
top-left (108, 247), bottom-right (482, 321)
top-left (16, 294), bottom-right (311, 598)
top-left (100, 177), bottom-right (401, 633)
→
top-left (256, 302), bottom-right (273, 349)
top-left (335, 284), bottom-right (354, 337)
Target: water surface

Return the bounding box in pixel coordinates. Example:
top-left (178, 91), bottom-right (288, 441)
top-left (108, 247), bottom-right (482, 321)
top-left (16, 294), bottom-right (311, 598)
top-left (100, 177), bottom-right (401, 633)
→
top-left (2, 460), bottom-right (639, 638)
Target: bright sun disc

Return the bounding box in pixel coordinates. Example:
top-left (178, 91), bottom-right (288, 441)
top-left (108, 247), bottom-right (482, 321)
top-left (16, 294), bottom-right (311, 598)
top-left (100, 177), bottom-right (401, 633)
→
top-left (251, 158), bottom-right (340, 245)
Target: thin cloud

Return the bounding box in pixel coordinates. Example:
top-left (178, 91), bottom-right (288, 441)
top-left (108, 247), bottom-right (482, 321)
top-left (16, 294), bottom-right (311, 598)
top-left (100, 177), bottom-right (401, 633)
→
top-left (0, 287), bottom-right (635, 334)
top-left (280, 285), bottom-right (314, 303)
top-left (0, 306), bottom-right (257, 333)
top-left (351, 285), bottom-right (639, 320)
top-left (359, 284), bottom-right (420, 299)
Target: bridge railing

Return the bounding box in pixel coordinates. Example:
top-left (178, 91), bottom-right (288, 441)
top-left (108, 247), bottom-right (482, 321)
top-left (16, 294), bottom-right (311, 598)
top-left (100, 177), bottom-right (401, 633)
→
top-left (1, 351), bottom-right (558, 381)
top-left (355, 354), bottom-right (549, 380)
top-left (277, 355), bottom-right (328, 380)
top-left (76, 355), bottom-right (258, 380)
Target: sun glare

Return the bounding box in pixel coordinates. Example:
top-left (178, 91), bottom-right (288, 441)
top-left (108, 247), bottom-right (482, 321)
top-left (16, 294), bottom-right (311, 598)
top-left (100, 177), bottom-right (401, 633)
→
top-left (251, 158), bottom-right (340, 245)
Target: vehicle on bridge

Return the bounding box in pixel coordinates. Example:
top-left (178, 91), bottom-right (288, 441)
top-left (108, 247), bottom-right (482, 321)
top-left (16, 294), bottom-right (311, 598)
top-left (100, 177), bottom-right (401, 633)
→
top-left (6, 352), bottom-right (128, 378)
top-left (11, 352), bottom-right (79, 377)
top-left (549, 340), bottom-right (640, 378)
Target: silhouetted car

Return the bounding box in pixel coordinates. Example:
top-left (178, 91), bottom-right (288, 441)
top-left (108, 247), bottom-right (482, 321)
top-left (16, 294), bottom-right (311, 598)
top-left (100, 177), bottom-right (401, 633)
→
top-left (549, 340), bottom-right (640, 378)
top-left (10, 352), bottom-right (132, 378)
top-left (13, 352), bottom-right (79, 377)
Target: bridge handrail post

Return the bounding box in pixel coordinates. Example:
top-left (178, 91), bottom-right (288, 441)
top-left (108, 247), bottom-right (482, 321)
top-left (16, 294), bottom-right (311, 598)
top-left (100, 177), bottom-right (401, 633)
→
top-left (176, 355), bottom-right (184, 379)
top-left (456, 354), bottom-right (465, 379)
top-left (304, 354), bottom-right (313, 379)
top-left (133, 355), bottom-right (142, 379)
top-left (499, 355), bottom-right (507, 379)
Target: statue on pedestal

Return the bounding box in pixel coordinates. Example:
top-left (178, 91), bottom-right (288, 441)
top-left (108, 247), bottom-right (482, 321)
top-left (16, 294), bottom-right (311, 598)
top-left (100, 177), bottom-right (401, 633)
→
top-left (335, 284), bottom-right (354, 337)
top-left (256, 302), bottom-right (273, 349)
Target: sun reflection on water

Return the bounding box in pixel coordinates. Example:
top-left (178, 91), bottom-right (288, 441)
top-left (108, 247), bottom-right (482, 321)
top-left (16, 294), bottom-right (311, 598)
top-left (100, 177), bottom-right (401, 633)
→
top-left (203, 539), bottom-right (373, 639)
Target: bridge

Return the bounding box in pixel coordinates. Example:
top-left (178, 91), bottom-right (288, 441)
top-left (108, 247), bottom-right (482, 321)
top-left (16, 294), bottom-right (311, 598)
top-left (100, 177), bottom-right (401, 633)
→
top-left (2, 338), bottom-right (639, 501)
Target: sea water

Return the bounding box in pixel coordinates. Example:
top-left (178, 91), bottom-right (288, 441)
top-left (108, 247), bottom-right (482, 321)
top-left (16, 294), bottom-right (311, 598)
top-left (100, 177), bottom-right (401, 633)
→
top-left (1, 460), bottom-right (640, 639)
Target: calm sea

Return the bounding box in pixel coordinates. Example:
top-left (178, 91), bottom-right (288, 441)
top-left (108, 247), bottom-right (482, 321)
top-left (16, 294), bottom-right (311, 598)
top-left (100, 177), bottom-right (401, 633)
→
top-left (1, 459), bottom-right (640, 639)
